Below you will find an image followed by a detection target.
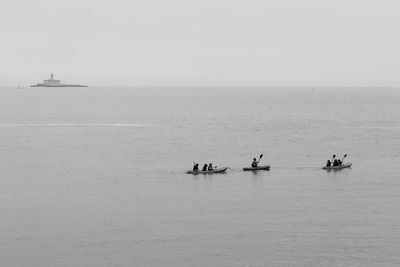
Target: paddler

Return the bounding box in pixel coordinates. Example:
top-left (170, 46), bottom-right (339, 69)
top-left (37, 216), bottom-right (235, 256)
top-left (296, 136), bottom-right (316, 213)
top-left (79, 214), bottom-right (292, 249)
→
top-left (326, 160), bottom-right (331, 167)
top-left (193, 163), bottom-right (199, 172)
top-left (208, 163), bottom-right (213, 171)
top-left (202, 164), bottom-right (208, 171)
top-left (251, 158), bottom-right (258, 168)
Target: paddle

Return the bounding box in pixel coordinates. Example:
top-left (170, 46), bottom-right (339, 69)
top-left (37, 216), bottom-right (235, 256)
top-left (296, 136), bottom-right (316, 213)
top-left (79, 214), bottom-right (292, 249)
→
top-left (257, 154), bottom-right (263, 164)
top-left (341, 154), bottom-right (347, 162)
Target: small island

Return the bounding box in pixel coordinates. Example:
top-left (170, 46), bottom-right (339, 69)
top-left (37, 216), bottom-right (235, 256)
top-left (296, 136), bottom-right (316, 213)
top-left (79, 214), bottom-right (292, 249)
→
top-left (31, 73), bottom-right (87, 87)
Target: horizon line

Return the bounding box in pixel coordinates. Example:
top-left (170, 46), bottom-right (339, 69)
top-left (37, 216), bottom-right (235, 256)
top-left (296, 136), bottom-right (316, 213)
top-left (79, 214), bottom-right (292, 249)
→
top-left (1, 84), bottom-right (400, 89)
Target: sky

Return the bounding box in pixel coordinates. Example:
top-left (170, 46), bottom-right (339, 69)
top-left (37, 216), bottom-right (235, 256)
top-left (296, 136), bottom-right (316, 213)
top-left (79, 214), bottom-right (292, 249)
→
top-left (1, 0), bottom-right (400, 86)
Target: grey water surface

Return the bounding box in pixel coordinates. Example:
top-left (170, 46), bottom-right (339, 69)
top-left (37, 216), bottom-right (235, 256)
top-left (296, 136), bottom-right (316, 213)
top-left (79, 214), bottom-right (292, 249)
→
top-left (0, 87), bottom-right (399, 266)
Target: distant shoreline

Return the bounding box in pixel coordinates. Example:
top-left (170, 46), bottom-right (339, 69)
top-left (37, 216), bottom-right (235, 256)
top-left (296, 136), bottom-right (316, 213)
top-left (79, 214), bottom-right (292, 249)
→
top-left (0, 85), bottom-right (400, 90)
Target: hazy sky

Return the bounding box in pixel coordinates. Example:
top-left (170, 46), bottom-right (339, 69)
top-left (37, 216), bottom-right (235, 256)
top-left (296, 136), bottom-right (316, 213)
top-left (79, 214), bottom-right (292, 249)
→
top-left (1, 0), bottom-right (400, 86)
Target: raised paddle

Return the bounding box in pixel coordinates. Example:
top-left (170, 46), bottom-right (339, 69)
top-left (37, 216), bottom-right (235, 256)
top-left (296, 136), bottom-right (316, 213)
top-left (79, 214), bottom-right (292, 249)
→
top-left (257, 154), bottom-right (263, 164)
top-left (341, 154), bottom-right (347, 161)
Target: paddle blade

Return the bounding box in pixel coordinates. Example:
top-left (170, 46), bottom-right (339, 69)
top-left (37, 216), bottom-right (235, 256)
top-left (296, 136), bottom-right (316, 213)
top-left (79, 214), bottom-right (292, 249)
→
top-left (260, 154), bottom-right (263, 159)
top-left (343, 154), bottom-right (347, 158)
top-left (332, 154), bottom-right (336, 159)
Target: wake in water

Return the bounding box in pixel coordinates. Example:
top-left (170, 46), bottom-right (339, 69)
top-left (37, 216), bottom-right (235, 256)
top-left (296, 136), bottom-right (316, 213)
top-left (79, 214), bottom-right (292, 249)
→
top-left (0, 123), bottom-right (155, 127)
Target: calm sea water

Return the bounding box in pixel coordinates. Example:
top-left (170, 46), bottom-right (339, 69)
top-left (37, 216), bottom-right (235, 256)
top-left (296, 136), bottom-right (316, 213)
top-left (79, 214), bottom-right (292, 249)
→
top-left (0, 87), bottom-right (399, 266)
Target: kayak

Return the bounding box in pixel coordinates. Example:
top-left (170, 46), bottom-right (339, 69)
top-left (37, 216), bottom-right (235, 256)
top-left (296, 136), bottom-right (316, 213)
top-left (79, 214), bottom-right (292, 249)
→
top-left (186, 167), bottom-right (228, 174)
top-left (243, 165), bottom-right (270, 171)
top-left (322, 162), bottom-right (352, 170)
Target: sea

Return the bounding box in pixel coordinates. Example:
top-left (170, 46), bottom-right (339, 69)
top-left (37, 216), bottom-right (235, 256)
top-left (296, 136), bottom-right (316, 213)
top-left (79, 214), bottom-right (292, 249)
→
top-left (0, 87), bottom-right (399, 266)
